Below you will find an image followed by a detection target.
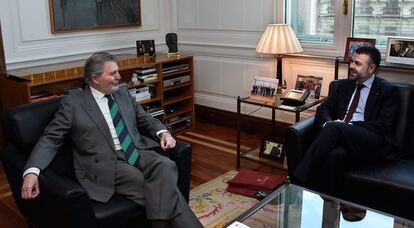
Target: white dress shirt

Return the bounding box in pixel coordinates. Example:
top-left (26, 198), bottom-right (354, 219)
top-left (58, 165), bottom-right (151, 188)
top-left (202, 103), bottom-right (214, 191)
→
top-left (345, 75), bottom-right (375, 122)
top-left (322, 75), bottom-right (375, 127)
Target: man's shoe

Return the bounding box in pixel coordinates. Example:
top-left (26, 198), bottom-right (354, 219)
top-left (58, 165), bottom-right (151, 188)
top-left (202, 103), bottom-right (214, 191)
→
top-left (340, 203), bottom-right (366, 222)
top-left (254, 190), bottom-right (271, 200)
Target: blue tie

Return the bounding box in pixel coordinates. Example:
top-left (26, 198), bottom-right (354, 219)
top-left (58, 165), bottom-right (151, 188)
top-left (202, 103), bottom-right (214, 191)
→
top-left (105, 95), bottom-right (139, 165)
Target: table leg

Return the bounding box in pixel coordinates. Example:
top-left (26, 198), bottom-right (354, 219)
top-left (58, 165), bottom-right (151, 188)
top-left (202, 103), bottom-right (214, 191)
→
top-left (237, 96), bottom-right (241, 169)
top-left (295, 112), bottom-right (300, 123)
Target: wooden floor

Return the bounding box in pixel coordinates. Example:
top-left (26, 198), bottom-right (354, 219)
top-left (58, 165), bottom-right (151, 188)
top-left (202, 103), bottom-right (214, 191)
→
top-left (0, 121), bottom-right (286, 227)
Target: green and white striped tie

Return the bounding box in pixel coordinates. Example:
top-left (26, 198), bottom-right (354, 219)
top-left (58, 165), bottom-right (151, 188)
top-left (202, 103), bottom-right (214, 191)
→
top-left (105, 95), bottom-right (139, 165)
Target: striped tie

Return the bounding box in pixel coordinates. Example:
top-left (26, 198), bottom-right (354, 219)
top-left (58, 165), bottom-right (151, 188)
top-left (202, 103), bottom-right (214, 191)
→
top-left (105, 95), bottom-right (139, 165)
top-left (344, 83), bottom-right (365, 123)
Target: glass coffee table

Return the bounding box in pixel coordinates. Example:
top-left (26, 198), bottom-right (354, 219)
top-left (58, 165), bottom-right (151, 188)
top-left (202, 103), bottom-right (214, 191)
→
top-left (227, 183), bottom-right (414, 228)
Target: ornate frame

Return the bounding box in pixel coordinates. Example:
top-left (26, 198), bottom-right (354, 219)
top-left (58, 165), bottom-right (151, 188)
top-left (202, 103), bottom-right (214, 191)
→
top-left (49, 0), bottom-right (141, 33)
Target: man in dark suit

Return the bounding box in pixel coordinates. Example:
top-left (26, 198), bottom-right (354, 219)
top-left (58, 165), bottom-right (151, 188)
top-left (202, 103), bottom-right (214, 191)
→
top-left (293, 46), bottom-right (400, 194)
top-left (21, 52), bottom-right (202, 228)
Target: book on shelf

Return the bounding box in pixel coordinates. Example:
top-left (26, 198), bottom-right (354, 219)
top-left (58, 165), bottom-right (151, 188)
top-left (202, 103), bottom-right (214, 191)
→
top-left (148, 107), bottom-right (165, 117)
top-left (132, 73), bottom-right (157, 82)
top-left (31, 91), bottom-right (53, 99)
top-left (135, 67), bottom-right (157, 75)
top-left (31, 95), bottom-right (58, 103)
top-left (162, 63), bottom-right (189, 74)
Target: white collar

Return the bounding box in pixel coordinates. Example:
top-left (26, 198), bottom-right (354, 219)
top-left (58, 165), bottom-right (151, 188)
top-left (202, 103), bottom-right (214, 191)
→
top-left (90, 86), bottom-right (107, 100)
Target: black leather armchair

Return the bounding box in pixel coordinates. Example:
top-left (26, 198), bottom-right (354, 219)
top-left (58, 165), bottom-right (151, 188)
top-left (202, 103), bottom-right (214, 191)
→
top-left (286, 81), bottom-right (414, 220)
top-left (0, 98), bottom-right (192, 228)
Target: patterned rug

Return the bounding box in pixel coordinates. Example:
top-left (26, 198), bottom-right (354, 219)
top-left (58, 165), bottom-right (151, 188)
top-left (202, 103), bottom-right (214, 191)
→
top-left (189, 170), bottom-right (280, 228)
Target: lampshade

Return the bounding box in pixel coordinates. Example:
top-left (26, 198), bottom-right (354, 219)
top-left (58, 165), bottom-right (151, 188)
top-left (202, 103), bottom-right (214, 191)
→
top-left (256, 24), bottom-right (303, 55)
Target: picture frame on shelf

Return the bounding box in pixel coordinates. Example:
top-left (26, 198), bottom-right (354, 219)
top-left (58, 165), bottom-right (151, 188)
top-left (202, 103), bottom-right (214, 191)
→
top-left (344, 37), bottom-right (376, 62)
top-left (385, 37), bottom-right (414, 65)
top-left (49, 0), bottom-right (141, 33)
top-left (136, 40), bottom-right (156, 56)
top-left (249, 76), bottom-right (278, 103)
top-left (259, 140), bottom-right (284, 163)
top-left (295, 74), bottom-right (323, 99)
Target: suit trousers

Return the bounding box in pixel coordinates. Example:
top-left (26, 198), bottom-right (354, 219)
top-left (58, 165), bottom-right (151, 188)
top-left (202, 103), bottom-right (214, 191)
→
top-left (114, 149), bottom-right (202, 227)
top-left (293, 122), bottom-right (384, 194)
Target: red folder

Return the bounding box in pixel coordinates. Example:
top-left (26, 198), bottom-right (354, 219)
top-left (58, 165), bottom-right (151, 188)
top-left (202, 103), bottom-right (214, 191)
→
top-left (227, 169), bottom-right (286, 197)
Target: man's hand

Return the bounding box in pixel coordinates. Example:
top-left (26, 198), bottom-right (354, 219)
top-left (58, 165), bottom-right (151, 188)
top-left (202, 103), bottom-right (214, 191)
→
top-left (160, 132), bottom-right (176, 151)
top-left (21, 173), bottom-right (40, 200)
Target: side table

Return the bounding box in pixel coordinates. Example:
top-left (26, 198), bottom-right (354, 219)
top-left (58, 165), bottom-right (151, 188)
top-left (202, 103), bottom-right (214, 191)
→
top-left (236, 95), bottom-right (326, 170)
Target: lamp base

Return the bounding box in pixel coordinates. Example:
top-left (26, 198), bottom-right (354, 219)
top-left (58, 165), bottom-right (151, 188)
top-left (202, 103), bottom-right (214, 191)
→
top-left (276, 80), bottom-right (287, 94)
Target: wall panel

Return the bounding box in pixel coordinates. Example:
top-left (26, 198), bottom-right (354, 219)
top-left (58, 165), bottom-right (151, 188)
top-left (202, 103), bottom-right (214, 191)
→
top-left (1, 0), bottom-right (167, 69)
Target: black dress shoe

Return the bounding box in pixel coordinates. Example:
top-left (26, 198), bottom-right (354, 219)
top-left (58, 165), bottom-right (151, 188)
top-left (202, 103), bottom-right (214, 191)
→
top-left (254, 190), bottom-right (270, 200)
top-left (340, 203), bottom-right (366, 222)
top-left (254, 188), bottom-right (277, 201)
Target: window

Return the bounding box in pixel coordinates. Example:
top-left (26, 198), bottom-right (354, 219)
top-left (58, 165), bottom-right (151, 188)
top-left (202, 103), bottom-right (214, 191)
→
top-left (285, 0), bottom-right (414, 55)
top-left (353, 0), bottom-right (414, 46)
top-left (286, 0), bottom-right (335, 45)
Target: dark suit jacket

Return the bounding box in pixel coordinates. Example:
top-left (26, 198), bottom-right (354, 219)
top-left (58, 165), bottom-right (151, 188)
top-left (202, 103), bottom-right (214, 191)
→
top-left (24, 86), bottom-right (167, 202)
top-left (315, 76), bottom-right (400, 157)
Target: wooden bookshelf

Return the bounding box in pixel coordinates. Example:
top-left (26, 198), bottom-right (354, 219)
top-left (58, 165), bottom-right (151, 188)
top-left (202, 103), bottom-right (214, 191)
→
top-left (0, 53), bottom-right (195, 134)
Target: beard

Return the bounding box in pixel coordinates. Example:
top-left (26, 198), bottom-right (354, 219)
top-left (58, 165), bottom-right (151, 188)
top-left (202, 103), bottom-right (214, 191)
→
top-left (349, 69), bottom-right (360, 80)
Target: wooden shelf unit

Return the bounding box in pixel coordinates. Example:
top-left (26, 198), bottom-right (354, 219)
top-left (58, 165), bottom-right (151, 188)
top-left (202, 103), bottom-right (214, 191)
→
top-left (0, 53), bottom-right (195, 134)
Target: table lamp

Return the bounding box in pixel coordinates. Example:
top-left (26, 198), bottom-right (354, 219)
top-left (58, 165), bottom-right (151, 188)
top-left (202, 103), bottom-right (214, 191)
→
top-left (256, 24), bottom-right (303, 93)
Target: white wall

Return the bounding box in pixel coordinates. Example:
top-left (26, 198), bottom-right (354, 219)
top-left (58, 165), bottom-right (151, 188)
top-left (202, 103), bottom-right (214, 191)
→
top-left (0, 0), bottom-right (173, 69)
top-left (176, 0), bottom-right (414, 123)
top-left (2, 0), bottom-right (413, 123)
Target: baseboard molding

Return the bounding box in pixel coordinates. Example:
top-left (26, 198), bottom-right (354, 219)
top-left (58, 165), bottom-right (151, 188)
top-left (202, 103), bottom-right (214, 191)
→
top-left (195, 105), bottom-right (290, 142)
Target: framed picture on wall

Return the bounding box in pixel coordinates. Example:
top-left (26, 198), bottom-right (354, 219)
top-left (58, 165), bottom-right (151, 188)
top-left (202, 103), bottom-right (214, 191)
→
top-left (49, 0), bottom-right (141, 33)
top-left (344, 37), bottom-right (376, 62)
top-left (385, 37), bottom-right (414, 65)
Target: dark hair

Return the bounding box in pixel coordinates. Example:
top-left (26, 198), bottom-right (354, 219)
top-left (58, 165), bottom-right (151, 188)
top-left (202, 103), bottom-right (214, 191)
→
top-left (83, 52), bottom-right (118, 85)
top-left (354, 46), bottom-right (381, 72)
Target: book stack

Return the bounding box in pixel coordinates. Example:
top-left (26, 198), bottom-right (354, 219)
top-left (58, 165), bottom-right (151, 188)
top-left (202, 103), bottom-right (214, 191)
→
top-left (147, 107), bottom-right (165, 118)
top-left (30, 91), bottom-right (58, 103)
top-left (162, 63), bottom-right (189, 74)
top-left (133, 66), bottom-right (157, 83)
top-left (129, 86), bottom-right (151, 102)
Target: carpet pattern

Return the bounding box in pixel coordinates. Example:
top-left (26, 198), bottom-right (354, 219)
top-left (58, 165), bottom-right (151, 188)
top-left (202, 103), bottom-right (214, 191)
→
top-left (190, 170), bottom-right (279, 228)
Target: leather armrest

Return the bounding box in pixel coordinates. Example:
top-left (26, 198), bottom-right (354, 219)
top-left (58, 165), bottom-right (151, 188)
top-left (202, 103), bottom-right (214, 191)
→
top-left (169, 140), bottom-right (192, 202)
top-left (285, 116), bottom-right (317, 177)
top-left (39, 169), bottom-right (98, 227)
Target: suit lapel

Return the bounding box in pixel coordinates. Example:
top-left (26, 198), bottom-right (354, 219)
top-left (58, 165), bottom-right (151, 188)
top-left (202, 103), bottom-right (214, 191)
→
top-left (340, 80), bottom-right (356, 118)
top-left (81, 87), bottom-right (116, 151)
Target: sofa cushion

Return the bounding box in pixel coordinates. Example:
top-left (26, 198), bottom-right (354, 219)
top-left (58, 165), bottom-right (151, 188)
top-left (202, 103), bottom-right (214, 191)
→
top-left (343, 159), bottom-right (414, 220)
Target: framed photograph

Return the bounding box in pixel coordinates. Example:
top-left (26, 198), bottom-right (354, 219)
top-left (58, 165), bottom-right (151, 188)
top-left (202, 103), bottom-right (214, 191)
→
top-left (249, 76), bottom-right (278, 102)
top-left (136, 40), bottom-right (156, 56)
top-left (259, 140), bottom-right (285, 163)
top-left (49, 0), bottom-right (141, 33)
top-left (344, 37), bottom-right (376, 62)
top-left (385, 37), bottom-right (414, 65)
top-left (295, 75), bottom-right (323, 99)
